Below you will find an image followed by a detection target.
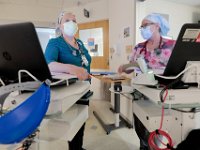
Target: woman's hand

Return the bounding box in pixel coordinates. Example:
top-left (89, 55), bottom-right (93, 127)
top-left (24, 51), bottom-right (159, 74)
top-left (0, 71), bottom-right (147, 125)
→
top-left (118, 65), bottom-right (124, 74)
top-left (118, 63), bottom-right (136, 74)
top-left (68, 65), bottom-right (90, 80)
top-left (48, 62), bottom-right (90, 80)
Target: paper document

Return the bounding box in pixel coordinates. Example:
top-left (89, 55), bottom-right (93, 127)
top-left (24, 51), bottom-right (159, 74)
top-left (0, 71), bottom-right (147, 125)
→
top-left (102, 74), bottom-right (126, 80)
top-left (90, 71), bottom-right (116, 75)
top-left (51, 72), bottom-right (77, 80)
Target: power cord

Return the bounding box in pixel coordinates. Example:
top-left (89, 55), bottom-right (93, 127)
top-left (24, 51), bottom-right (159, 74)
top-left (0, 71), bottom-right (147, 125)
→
top-left (16, 129), bottom-right (39, 150)
top-left (148, 64), bottom-right (200, 149)
top-left (172, 107), bottom-right (200, 113)
top-left (155, 64), bottom-right (198, 80)
top-left (148, 85), bottom-right (174, 150)
top-left (159, 77), bottom-right (182, 102)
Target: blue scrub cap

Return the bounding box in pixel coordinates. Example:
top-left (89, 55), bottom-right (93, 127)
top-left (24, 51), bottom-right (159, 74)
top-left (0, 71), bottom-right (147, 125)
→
top-left (144, 13), bottom-right (169, 36)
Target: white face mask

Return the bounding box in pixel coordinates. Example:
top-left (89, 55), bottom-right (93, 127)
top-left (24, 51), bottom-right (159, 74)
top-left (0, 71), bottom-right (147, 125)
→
top-left (63, 21), bottom-right (78, 37)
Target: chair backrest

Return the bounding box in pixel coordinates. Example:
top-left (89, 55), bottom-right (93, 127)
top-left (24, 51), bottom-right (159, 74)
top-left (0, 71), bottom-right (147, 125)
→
top-left (0, 82), bottom-right (50, 144)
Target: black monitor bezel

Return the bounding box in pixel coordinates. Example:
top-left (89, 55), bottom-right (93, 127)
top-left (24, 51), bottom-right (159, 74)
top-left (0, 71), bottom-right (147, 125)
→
top-left (163, 23), bottom-right (200, 77)
top-left (0, 22), bottom-right (52, 84)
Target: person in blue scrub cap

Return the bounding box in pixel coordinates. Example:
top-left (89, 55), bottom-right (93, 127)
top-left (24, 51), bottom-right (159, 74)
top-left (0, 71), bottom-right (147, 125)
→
top-left (118, 13), bottom-right (175, 74)
top-left (118, 13), bottom-right (176, 150)
top-left (140, 13), bottom-right (170, 39)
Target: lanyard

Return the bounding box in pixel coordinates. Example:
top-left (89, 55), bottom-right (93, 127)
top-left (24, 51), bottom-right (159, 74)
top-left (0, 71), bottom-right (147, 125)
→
top-left (76, 41), bottom-right (89, 67)
top-left (65, 39), bottom-right (89, 67)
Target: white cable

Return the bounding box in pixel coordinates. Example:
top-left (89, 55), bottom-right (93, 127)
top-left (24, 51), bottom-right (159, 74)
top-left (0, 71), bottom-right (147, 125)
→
top-left (155, 64), bottom-right (198, 79)
top-left (0, 78), bottom-right (5, 86)
top-left (18, 70), bottom-right (40, 94)
top-left (18, 70), bottom-right (39, 82)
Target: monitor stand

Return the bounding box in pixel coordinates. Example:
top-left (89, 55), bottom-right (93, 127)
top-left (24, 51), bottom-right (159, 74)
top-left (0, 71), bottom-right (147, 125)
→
top-left (181, 61), bottom-right (200, 88)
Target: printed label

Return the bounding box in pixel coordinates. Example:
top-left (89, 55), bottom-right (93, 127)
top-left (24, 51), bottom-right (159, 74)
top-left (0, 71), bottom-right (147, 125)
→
top-left (182, 29), bottom-right (200, 42)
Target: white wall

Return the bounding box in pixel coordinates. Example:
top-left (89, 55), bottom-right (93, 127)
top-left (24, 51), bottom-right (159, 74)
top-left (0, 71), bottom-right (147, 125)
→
top-left (108, 0), bottom-right (136, 72)
top-left (108, 0), bottom-right (136, 124)
top-left (135, 0), bottom-right (200, 43)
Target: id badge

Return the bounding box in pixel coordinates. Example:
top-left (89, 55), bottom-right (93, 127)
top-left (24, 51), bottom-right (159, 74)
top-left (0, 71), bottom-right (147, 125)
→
top-left (72, 50), bottom-right (77, 56)
top-left (81, 55), bottom-right (89, 66)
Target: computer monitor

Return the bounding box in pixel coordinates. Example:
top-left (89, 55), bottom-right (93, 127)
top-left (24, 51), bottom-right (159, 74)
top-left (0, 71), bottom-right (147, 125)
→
top-left (0, 22), bottom-right (52, 84)
top-left (153, 23), bottom-right (200, 87)
top-left (163, 23), bottom-right (200, 77)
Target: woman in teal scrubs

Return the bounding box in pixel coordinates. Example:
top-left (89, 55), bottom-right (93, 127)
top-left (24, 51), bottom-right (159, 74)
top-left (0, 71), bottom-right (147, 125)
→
top-left (45, 12), bottom-right (91, 150)
top-left (45, 12), bottom-right (91, 81)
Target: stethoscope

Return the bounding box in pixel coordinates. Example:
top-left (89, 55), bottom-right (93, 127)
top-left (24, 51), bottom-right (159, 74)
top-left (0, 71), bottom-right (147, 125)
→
top-left (140, 36), bottom-right (163, 55)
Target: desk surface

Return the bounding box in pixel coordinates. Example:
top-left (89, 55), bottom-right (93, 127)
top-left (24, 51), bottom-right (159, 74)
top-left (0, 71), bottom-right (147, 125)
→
top-left (4, 81), bottom-right (90, 115)
top-left (132, 84), bottom-right (200, 105)
top-left (92, 75), bottom-right (130, 83)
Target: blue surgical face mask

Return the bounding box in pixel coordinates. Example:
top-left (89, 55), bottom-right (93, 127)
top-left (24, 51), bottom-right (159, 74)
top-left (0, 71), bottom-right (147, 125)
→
top-left (140, 26), bottom-right (153, 40)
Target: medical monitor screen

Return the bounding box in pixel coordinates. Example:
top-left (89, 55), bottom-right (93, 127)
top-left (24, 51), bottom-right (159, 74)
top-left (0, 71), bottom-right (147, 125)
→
top-left (0, 22), bottom-right (52, 84)
top-left (163, 23), bottom-right (200, 77)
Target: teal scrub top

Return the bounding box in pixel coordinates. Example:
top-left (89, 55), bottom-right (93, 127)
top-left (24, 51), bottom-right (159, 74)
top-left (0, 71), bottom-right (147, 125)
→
top-left (45, 36), bottom-right (91, 73)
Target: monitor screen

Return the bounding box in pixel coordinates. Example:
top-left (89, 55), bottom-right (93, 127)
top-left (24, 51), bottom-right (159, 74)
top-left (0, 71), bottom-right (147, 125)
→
top-left (163, 23), bottom-right (200, 77)
top-left (0, 22), bottom-right (52, 84)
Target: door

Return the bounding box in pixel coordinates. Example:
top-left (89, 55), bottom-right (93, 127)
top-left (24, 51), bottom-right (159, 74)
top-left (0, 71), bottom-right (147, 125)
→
top-left (77, 20), bottom-right (109, 70)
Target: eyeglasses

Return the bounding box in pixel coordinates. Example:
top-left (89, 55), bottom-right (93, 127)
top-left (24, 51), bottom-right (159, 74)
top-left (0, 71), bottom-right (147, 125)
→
top-left (139, 23), bottom-right (155, 29)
